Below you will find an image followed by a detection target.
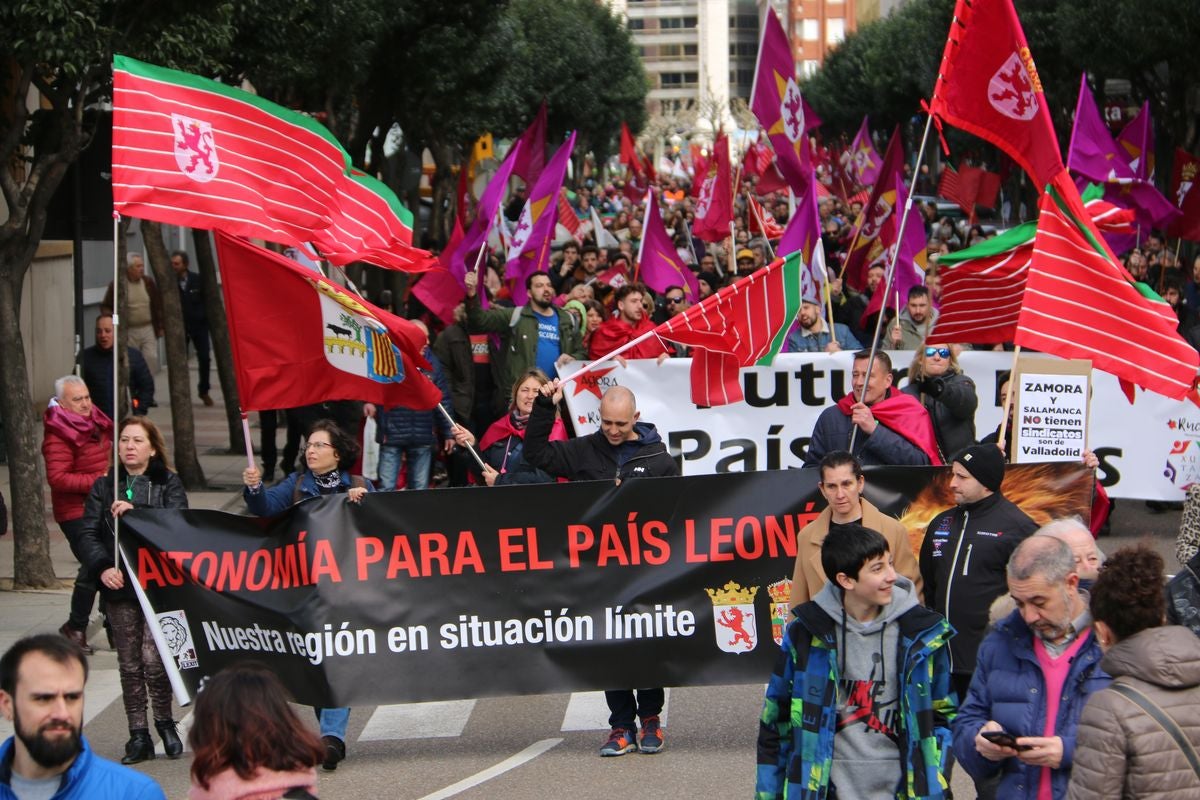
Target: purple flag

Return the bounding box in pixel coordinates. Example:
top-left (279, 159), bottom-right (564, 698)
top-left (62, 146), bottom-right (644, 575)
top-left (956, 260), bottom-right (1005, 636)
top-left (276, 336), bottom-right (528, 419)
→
top-left (506, 132), bottom-right (576, 306)
top-left (636, 189), bottom-right (701, 301)
top-left (778, 177), bottom-right (826, 303)
top-left (1068, 75), bottom-right (1178, 230)
top-left (448, 139), bottom-right (523, 283)
top-left (511, 102), bottom-right (547, 186)
top-left (848, 117), bottom-right (882, 188)
top-left (750, 7), bottom-right (817, 198)
top-left (1117, 101), bottom-right (1153, 181)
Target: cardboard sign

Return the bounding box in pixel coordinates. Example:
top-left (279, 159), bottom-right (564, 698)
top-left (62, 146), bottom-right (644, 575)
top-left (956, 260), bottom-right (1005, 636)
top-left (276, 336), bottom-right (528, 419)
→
top-left (1012, 356), bottom-right (1092, 463)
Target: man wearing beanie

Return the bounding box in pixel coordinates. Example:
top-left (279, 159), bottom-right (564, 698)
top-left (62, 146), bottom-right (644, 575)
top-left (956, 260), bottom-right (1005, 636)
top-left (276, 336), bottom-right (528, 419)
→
top-left (919, 444), bottom-right (1038, 702)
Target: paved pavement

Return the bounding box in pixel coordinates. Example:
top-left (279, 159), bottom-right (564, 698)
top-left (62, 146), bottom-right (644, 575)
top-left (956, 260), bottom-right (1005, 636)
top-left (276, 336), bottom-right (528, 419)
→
top-left (0, 357), bottom-right (1188, 798)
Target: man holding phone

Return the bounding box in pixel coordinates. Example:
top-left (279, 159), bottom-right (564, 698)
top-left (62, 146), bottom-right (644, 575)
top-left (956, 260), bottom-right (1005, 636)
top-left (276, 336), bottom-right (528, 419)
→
top-left (952, 536), bottom-right (1110, 799)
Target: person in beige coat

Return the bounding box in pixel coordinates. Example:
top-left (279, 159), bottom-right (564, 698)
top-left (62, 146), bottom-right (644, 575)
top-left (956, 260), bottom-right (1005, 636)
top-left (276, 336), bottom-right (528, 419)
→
top-left (1068, 544), bottom-right (1200, 799)
top-left (790, 450), bottom-right (923, 608)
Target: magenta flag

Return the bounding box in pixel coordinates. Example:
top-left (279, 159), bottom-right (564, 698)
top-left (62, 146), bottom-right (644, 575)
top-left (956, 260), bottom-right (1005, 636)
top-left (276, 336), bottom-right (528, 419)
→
top-left (750, 7), bottom-right (817, 197)
top-left (778, 177), bottom-right (825, 303)
top-left (861, 178), bottom-right (928, 323)
top-left (636, 189), bottom-right (701, 301)
top-left (1117, 101), bottom-right (1153, 181)
top-left (1068, 75), bottom-right (1178, 230)
top-left (848, 117), bottom-right (882, 188)
top-left (505, 132), bottom-right (576, 305)
top-left (448, 139), bottom-right (523, 283)
top-left (511, 102), bottom-right (547, 186)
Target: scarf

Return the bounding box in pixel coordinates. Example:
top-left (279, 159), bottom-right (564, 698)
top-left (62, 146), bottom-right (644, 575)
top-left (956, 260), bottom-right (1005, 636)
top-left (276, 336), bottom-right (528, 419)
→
top-left (835, 387), bottom-right (943, 465)
top-left (43, 399), bottom-right (113, 448)
top-left (313, 469), bottom-right (343, 493)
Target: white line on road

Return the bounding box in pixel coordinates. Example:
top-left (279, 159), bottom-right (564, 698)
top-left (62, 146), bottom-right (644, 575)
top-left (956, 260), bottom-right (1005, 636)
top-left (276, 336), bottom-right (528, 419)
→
top-left (413, 738), bottom-right (563, 800)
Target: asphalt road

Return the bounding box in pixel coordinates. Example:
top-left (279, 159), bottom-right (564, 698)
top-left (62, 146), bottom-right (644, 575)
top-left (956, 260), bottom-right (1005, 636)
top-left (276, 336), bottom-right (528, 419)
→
top-left (28, 500), bottom-right (1189, 800)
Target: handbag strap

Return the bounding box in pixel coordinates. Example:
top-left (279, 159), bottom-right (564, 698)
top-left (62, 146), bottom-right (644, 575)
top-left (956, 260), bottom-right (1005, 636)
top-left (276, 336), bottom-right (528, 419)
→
top-left (1110, 681), bottom-right (1200, 780)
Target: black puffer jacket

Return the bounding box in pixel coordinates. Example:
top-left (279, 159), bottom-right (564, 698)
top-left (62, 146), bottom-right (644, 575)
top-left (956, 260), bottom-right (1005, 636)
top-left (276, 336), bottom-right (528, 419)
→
top-left (1167, 550), bottom-right (1200, 638)
top-left (524, 394), bottom-right (678, 481)
top-left (902, 370), bottom-right (978, 461)
top-left (78, 459), bottom-right (188, 601)
top-left (919, 491), bottom-right (1037, 675)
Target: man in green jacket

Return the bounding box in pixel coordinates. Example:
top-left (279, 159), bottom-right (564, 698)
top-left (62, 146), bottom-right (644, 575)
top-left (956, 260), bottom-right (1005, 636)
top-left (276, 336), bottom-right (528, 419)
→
top-left (463, 269), bottom-right (585, 395)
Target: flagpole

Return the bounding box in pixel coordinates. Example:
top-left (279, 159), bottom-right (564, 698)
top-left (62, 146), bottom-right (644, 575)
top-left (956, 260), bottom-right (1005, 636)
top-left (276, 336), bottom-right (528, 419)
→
top-left (435, 403), bottom-right (487, 471)
top-left (747, 191), bottom-right (777, 261)
top-left (635, 188), bottom-right (652, 284)
top-left (837, 207), bottom-right (868, 282)
top-left (680, 216), bottom-right (701, 269)
top-left (849, 113), bottom-right (935, 453)
top-left (555, 329), bottom-right (664, 390)
top-left (240, 411), bottom-right (256, 470)
top-left (730, 137), bottom-right (745, 275)
top-left (112, 211), bottom-right (121, 571)
top-left (997, 345), bottom-right (1022, 460)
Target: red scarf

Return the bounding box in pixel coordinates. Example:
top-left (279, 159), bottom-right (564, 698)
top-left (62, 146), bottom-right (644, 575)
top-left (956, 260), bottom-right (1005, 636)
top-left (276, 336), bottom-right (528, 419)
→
top-left (835, 387), bottom-right (943, 465)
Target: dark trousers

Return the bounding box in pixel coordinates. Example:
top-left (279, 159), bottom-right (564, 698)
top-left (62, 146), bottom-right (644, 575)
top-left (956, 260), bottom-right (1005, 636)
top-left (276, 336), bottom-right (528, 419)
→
top-left (60, 518), bottom-right (97, 630)
top-left (185, 324), bottom-right (211, 395)
top-left (951, 672), bottom-right (1000, 800)
top-left (260, 410), bottom-right (279, 481)
top-left (605, 688), bottom-right (664, 732)
top-left (107, 598), bottom-right (174, 730)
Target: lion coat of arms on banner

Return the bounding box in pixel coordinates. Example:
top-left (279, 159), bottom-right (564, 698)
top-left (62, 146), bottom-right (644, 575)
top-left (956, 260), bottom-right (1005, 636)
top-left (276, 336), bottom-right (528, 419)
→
top-left (705, 580), bottom-right (759, 654)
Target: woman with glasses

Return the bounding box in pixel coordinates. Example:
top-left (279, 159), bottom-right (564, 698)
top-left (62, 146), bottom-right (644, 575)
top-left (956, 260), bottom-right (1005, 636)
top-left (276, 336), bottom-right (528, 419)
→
top-left (903, 343), bottom-right (977, 461)
top-left (241, 418), bottom-right (372, 771)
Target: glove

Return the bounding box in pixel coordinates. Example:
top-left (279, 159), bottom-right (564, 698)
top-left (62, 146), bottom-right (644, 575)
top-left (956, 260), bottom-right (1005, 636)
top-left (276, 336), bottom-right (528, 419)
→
top-left (922, 377), bottom-right (946, 398)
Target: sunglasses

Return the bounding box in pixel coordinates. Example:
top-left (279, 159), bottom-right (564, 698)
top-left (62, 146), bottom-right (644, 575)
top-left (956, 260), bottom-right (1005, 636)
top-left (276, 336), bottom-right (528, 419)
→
top-left (924, 347), bottom-right (951, 358)
top-left (666, 296), bottom-right (685, 305)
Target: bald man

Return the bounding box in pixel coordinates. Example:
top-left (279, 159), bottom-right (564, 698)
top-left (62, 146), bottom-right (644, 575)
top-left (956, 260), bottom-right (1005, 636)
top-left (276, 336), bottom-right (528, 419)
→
top-left (523, 381), bottom-right (678, 757)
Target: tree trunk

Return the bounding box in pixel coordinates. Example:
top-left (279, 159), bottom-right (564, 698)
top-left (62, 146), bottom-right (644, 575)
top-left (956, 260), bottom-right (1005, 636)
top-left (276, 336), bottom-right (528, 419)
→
top-left (0, 246), bottom-right (55, 588)
top-left (191, 229), bottom-right (244, 454)
top-left (141, 220), bottom-right (206, 489)
top-left (429, 142), bottom-right (456, 249)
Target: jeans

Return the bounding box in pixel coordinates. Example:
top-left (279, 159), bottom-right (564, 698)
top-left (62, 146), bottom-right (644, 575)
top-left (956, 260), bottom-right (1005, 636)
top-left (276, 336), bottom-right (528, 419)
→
top-left (60, 518), bottom-right (98, 631)
top-left (316, 707), bottom-right (350, 740)
top-left (378, 444), bottom-right (432, 490)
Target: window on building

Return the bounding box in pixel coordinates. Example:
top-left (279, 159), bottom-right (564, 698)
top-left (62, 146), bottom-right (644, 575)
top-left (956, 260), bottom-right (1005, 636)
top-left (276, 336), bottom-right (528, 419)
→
top-left (660, 16), bottom-right (697, 29)
top-left (628, 18), bottom-right (645, 30)
top-left (826, 18), bottom-right (845, 45)
top-left (729, 13), bottom-right (758, 29)
top-left (801, 60), bottom-right (820, 77)
top-left (802, 19), bottom-right (819, 41)
top-left (729, 41), bottom-right (757, 57)
top-left (660, 71), bottom-right (699, 88)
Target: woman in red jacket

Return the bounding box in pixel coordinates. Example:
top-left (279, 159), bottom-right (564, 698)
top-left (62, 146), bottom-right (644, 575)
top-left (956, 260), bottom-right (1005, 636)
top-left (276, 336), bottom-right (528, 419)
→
top-left (41, 375), bottom-right (112, 654)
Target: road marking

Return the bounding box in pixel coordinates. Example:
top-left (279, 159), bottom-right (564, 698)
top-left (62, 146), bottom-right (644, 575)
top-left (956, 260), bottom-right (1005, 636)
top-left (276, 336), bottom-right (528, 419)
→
top-left (414, 737), bottom-right (562, 800)
top-left (358, 699), bottom-right (476, 741)
top-left (560, 689), bottom-right (670, 731)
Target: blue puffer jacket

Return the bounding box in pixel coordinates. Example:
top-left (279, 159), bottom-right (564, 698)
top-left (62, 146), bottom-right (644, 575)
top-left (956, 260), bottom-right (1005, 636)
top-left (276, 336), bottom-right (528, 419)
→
top-left (244, 469), bottom-right (374, 517)
top-left (0, 734), bottom-right (166, 799)
top-left (375, 348), bottom-right (453, 447)
top-left (951, 610), bottom-right (1110, 800)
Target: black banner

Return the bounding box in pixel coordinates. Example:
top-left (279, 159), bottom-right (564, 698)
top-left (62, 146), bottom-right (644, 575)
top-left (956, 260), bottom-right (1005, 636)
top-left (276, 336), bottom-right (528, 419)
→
top-left (121, 464), bottom-right (1092, 706)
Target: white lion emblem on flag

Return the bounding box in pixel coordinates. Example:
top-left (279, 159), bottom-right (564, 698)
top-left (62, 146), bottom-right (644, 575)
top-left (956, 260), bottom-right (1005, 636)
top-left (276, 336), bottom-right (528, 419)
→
top-left (988, 52), bottom-right (1038, 121)
top-left (172, 114), bottom-right (219, 183)
top-left (779, 79), bottom-right (805, 143)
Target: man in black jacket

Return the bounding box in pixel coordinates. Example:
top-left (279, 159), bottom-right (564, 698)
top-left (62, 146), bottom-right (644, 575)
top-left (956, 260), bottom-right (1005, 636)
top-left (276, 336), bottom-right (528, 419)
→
top-left (524, 382), bottom-right (677, 757)
top-left (919, 444), bottom-right (1038, 700)
top-left (80, 314), bottom-right (154, 420)
top-left (170, 251), bottom-right (212, 406)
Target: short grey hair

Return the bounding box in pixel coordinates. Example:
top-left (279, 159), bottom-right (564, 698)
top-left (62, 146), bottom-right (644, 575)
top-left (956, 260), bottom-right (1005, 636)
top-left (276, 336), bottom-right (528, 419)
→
top-left (54, 375), bottom-right (87, 400)
top-left (1007, 535), bottom-right (1076, 584)
top-left (126, 251), bottom-right (144, 265)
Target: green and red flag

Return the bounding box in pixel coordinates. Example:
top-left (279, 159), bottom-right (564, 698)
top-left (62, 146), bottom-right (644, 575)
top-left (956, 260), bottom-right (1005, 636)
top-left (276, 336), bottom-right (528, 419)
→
top-left (654, 252), bottom-right (805, 406)
top-left (1015, 172), bottom-right (1198, 399)
top-left (214, 232), bottom-right (441, 412)
top-left (112, 55), bottom-right (433, 271)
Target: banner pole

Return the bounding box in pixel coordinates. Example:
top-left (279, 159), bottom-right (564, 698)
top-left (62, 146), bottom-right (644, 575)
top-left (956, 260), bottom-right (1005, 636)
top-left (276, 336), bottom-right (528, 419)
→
top-left (997, 345), bottom-right (1022, 460)
top-left (748, 191), bottom-right (777, 261)
top-left (240, 410), bottom-right (255, 470)
top-left (122, 543), bottom-right (191, 706)
top-left (112, 211), bottom-right (121, 571)
top-left (436, 403), bottom-right (487, 471)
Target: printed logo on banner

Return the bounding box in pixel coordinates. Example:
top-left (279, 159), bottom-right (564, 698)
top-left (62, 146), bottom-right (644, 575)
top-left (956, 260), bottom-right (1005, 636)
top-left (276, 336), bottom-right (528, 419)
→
top-left (1164, 411), bottom-right (1200, 489)
top-left (767, 579), bottom-right (792, 646)
top-left (705, 580), bottom-right (759, 654)
top-left (572, 365), bottom-right (619, 400)
top-left (156, 610), bottom-right (199, 670)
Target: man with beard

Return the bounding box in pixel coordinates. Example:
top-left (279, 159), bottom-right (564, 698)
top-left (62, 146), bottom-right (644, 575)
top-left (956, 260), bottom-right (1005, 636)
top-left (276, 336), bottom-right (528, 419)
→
top-left (587, 284), bottom-right (673, 361)
top-left (464, 269), bottom-right (584, 393)
top-left (0, 635), bottom-right (165, 798)
top-left (887, 286), bottom-right (938, 351)
top-left (783, 295), bottom-right (862, 353)
top-left (952, 536), bottom-right (1109, 800)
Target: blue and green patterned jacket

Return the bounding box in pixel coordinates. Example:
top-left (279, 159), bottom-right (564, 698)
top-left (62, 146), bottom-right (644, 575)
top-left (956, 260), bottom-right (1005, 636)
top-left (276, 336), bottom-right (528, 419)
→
top-left (755, 590), bottom-right (957, 799)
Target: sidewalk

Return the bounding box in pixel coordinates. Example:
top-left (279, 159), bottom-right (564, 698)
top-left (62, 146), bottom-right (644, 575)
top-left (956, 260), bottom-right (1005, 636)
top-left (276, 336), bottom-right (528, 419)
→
top-left (0, 357), bottom-right (254, 597)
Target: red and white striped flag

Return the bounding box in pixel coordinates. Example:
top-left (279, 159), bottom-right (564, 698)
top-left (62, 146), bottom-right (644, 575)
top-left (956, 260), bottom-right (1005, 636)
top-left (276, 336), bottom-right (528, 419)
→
top-left (747, 195), bottom-right (785, 239)
top-left (930, 185), bottom-right (1140, 345)
top-left (1015, 172), bottom-right (1198, 399)
top-left (112, 55), bottom-right (433, 272)
top-left (654, 252), bottom-right (804, 406)
top-left (556, 189), bottom-right (584, 243)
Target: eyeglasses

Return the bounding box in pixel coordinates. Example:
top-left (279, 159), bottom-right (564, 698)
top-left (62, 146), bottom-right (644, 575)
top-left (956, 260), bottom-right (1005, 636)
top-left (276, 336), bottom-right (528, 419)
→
top-left (665, 296), bottom-right (685, 305)
top-left (305, 441), bottom-right (335, 451)
top-left (924, 347), bottom-right (951, 358)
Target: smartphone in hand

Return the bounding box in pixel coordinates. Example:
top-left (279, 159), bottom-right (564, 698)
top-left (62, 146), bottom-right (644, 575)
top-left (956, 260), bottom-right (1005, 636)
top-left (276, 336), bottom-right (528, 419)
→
top-left (981, 730), bottom-right (1031, 751)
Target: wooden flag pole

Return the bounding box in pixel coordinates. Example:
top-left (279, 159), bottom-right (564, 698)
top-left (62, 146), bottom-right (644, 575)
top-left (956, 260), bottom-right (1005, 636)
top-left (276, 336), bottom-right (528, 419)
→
top-left (997, 345), bottom-right (1022, 460)
top-left (747, 191), bottom-right (777, 261)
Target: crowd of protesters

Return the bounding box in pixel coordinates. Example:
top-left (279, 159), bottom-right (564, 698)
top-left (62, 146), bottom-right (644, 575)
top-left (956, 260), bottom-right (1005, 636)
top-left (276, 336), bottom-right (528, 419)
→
top-left (15, 152), bottom-right (1200, 800)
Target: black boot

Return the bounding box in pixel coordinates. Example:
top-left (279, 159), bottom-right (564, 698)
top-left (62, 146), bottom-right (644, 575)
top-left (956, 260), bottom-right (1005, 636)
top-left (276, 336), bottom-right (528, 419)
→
top-left (321, 735), bottom-right (345, 771)
top-left (155, 719), bottom-right (183, 758)
top-left (121, 729), bottom-right (155, 764)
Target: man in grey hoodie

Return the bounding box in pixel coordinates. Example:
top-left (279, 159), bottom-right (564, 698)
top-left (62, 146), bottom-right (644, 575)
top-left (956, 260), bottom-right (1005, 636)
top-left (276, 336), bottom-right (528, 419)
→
top-left (757, 524), bottom-right (957, 799)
